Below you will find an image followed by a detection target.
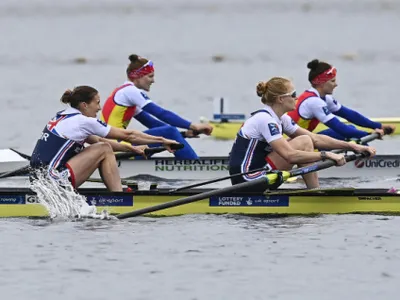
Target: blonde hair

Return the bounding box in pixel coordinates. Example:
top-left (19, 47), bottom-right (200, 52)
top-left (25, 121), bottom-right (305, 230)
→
top-left (256, 77), bottom-right (291, 105)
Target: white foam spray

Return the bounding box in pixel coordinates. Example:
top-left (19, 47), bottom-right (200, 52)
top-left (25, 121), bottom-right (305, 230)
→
top-left (29, 169), bottom-right (110, 220)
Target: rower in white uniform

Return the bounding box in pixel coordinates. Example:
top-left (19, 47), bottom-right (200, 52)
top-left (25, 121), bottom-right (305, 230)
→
top-left (228, 77), bottom-right (377, 190)
top-left (30, 86), bottom-right (179, 191)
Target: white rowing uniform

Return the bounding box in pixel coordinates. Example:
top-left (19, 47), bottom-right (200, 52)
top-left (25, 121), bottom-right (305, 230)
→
top-left (30, 107), bottom-right (111, 186)
top-left (228, 105), bottom-right (298, 185)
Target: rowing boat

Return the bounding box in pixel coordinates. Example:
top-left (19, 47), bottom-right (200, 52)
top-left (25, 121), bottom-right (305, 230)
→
top-left (1, 148), bottom-right (399, 180)
top-left (206, 117), bottom-right (400, 140)
top-left (0, 187), bottom-right (399, 217)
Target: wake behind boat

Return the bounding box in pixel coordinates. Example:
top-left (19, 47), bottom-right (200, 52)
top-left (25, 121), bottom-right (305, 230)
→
top-left (1, 148), bottom-right (399, 181)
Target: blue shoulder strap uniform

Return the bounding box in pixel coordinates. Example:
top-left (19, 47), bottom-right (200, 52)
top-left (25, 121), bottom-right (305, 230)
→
top-left (30, 112), bottom-right (84, 180)
top-left (229, 109), bottom-right (277, 186)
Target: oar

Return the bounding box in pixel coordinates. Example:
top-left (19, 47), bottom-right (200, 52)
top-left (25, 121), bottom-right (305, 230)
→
top-left (0, 144), bottom-right (184, 180)
top-left (8, 143), bottom-right (184, 161)
top-left (116, 152), bottom-right (369, 219)
top-left (10, 148), bottom-right (31, 160)
top-left (332, 132), bottom-right (380, 153)
top-left (264, 187), bottom-right (356, 196)
top-left (0, 165), bottom-right (31, 179)
top-left (170, 166), bottom-right (270, 192)
top-left (170, 133), bottom-right (380, 192)
top-left (114, 143), bottom-right (184, 159)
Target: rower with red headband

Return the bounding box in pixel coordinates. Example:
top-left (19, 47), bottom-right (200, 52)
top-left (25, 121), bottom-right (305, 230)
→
top-left (100, 54), bottom-right (213, 159)
top-left (287, 59), bottom-right (395, 141)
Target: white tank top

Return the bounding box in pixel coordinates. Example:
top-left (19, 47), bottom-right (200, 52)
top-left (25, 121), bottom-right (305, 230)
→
top-left (49, 107), bottom-right (111, 143)
top-left (298, 87), bottom-right (342, 123)
top-left (240, 105), bottom-right (299, 143)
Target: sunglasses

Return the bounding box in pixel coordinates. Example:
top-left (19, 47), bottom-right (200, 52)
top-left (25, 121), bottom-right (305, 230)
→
top-left (281, 90), bottom-right (297, 98)
top-left (326, 67), bottom-right (336, 75)
top-left (135, 60), bottom-right (153, 73)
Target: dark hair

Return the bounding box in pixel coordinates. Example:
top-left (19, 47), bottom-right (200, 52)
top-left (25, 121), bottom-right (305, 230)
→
top-left (60, 86), bottom-right (98, 108)
top-left (126, 54), bottom-right (148, 77)
top-left (307, 59), bottom-right (332, 84)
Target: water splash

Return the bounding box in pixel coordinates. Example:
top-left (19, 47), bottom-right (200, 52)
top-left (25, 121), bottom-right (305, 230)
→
top-left (29, 169), bottom-right (110, 220)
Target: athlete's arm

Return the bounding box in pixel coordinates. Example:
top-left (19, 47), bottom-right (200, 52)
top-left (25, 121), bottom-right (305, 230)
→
top-left (142, 102), bottom-right (192, 129)
top-left (324, 117), bottom-right (369, 138)
top-left (305, 98), bottom-right (369, 138)
top-left (259, 119), bottom-right (324, 164)
top-left (106, 127), bottom-right (174, 145)
top-left (134, 109), bottom-right (166, 128)
top-left (289, 127), bottom-right (363, 152)
top-left (81, 117), bottom-right (177, 146)
top-left (333, 105), bottom-right (382, 129)
top-left (85, 135), bottom-right (140, 152)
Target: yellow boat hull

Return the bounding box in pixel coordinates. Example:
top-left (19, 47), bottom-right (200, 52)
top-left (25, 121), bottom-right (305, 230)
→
top-left (209, 117), bottom-right (400, 140)
top-left (1, 188), bottom-right (399, 217)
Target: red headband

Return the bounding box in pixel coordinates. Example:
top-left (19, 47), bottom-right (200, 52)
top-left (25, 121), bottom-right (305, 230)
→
top-left (128, 61), bottom-right (154, 79)
top-left (311, 66), bottom-right (337, 85)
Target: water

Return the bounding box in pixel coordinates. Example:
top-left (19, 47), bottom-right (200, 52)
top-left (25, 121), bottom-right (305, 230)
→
top-left (1, 215), bottom-right (399, 299)
top-left (1, 0), bottom-right (400, 298)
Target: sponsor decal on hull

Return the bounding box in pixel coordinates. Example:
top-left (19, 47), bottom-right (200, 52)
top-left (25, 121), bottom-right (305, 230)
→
top-left (209, 195), bottom-right (289, 207)
top-left (86, 195), bottom-right (134, 206)
top-left (354, 158), bottom-right (400, 169)
top-left (0, 195), bottom-right (26, 204)
top-left (154, 158), bottom-right (229, 172)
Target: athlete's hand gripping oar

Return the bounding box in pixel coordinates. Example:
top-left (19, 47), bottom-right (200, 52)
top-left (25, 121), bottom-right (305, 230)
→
top-left (180, 130), bottom-right (202, 138)
top-left (114, 143), bottom-right (184, 160)
top-left (332, 132), bottom-right (380, 154)
top-left (116, 152), bottom-right (370, 220)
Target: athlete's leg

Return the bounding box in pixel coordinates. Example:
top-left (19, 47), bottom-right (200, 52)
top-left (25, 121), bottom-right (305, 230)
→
top-left (143, 125), bottom-right (199, 159)
top-left (317, 128), bottom-right (346, 140)
top-left (317, 124), bottom-right (358, 141)
top-left (66, 142), bottom-right (122, 191)
top-left (267, 135), bottom-right (319, 189)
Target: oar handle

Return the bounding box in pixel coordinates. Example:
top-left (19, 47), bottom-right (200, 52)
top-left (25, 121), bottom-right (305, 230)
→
top-left (332, 133), bottom-right (379, 154)
top-left (289, 152), bottom-right (369, 178)
top-left (180, 130), bottom-right (202, 138)
top-left (115, 143), bottom-right (184, 160)
top-left (357, 132), bottom-right (380, 144)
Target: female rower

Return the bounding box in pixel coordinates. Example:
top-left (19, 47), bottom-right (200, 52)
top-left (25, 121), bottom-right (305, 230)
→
top-left (287, 59), bottom-right (395, 140)
top-left (229, 77), bottom-right (376, 189)
top-left (100, 54), bottom-right (213, 160)
top-left (30, 86), bottom-right (180, 191)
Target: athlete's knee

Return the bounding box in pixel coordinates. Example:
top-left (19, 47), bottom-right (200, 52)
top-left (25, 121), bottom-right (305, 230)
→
top-left (294, 135), bottom-right (314, 151)
top-left (93, 142), bottom-right (114, 154)
top-left (159, 125), bottom-right (181, 137)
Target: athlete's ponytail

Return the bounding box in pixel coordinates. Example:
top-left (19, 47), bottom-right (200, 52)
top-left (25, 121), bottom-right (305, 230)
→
top-left (60, 86), bottom-right (98, 108)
